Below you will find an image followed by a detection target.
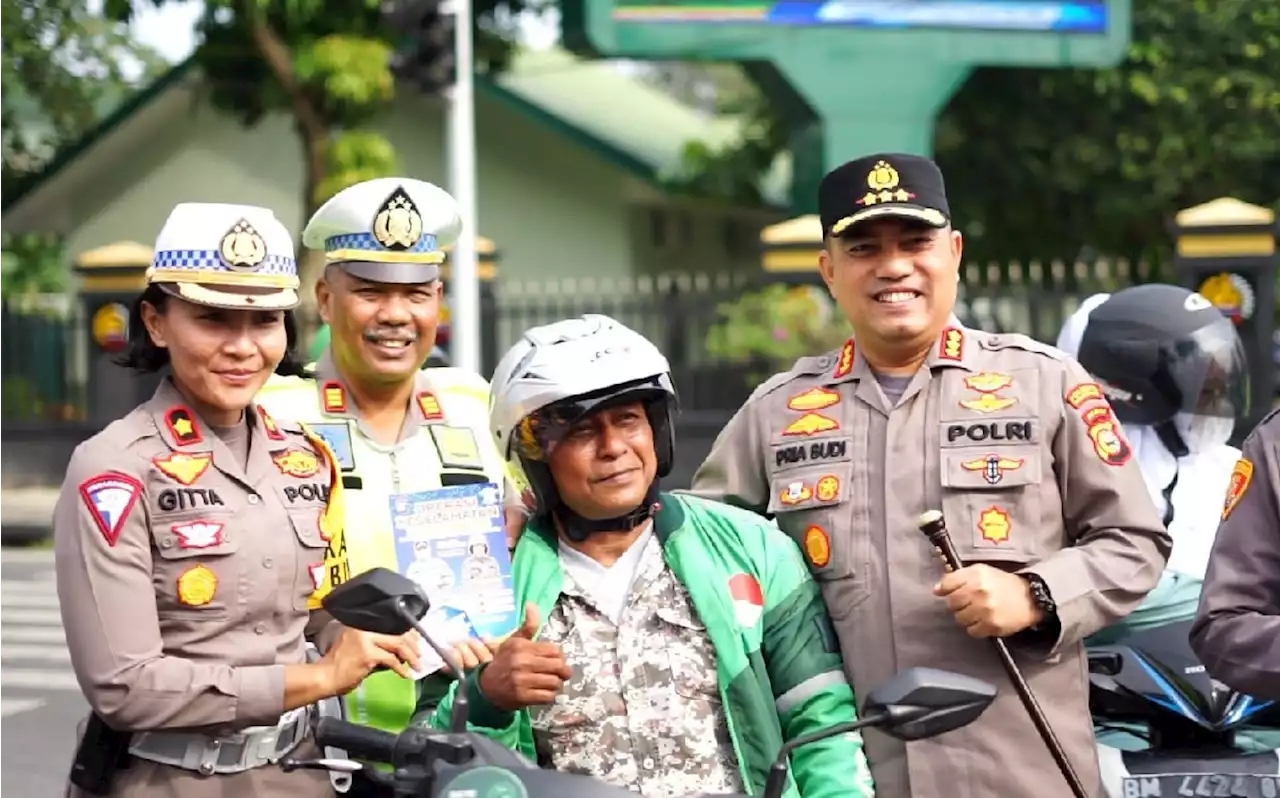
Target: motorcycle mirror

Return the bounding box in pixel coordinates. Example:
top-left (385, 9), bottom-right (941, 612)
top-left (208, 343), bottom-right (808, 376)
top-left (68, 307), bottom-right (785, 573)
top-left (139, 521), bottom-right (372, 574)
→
top-left (321, 568), bottom-right (429, 635)
top-left (862, 666), bottom-right (997, 741)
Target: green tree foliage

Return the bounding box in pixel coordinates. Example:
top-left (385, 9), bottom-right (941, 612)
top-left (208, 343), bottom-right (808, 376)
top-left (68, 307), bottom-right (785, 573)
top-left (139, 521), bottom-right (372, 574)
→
top-left (105, 0), bottom-right (543, 307)
top-left (704, 283), bottom-right (850, 380)
top-left (1, 0), bottom-right (168, 194)
top-left (672, 0), bottom-right (1280, 263)
top-left (937, 0), bottom-right (1280, 264)
top-left (1, 233), bottom-right (67, 297)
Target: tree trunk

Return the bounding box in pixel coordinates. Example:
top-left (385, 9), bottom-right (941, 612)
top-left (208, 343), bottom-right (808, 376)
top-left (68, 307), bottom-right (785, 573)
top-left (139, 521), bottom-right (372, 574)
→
top-left (242, 4), bottom-right (329, 339)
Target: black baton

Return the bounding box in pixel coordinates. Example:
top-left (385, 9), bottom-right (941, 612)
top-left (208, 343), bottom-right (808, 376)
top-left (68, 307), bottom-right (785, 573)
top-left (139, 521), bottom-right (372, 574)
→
top-left (917, 510), bottom-right (1089, 798)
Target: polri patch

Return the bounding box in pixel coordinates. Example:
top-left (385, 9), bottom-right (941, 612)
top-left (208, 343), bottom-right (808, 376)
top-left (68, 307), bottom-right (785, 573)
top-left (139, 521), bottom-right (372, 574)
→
top-left (1222, 458), bottom-right (1254, 520)
top-left (79, 472), bottom-right (143, 547)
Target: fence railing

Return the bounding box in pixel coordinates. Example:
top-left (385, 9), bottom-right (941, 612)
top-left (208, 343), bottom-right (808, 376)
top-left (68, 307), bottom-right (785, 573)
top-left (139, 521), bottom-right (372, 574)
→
top-left (1, 296), bottom-right (86, 422)
top-left (0, 257), bottom-right (1158, 423)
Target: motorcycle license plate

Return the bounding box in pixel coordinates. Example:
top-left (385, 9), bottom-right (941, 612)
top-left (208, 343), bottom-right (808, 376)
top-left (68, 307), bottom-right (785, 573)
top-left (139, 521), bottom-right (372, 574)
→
top-left (1122, 774), bottom-right (1280, 797)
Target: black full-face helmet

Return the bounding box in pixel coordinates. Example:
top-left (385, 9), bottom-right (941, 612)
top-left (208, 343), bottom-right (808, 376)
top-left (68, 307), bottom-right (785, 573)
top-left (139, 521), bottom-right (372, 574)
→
top-left (1077, 284), bottom-right (1248, 456)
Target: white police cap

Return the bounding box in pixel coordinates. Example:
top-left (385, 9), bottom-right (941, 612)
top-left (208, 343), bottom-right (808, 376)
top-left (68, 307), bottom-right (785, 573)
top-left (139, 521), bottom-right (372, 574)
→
top-left (303, 178), bottom-right (461, 284)
top-left (147, 203), bottom-right (298, 310)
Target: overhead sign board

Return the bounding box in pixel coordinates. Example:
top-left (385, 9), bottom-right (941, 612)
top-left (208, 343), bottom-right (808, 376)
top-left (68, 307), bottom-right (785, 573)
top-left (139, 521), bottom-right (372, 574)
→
top-left (610, 1), bottom-right (1108, 34)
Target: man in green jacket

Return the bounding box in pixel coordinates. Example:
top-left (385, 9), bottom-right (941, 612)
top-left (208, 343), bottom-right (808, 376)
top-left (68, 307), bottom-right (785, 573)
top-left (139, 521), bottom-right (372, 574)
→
top-left (415, 314), bottom-right (873, 798)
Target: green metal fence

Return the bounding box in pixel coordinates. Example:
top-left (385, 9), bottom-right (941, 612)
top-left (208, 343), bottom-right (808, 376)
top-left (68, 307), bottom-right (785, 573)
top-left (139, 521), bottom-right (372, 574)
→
top-left (1, 298), bottom-right (85, 421)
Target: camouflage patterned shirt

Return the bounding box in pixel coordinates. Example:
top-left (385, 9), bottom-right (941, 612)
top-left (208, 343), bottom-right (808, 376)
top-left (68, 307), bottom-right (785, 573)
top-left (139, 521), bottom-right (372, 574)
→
top-left (528, 533), bottom-right (744, 797)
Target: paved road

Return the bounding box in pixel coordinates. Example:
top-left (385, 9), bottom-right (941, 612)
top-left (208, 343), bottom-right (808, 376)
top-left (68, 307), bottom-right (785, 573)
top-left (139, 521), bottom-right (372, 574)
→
top-left (2, 547), bottom-right (87, 797)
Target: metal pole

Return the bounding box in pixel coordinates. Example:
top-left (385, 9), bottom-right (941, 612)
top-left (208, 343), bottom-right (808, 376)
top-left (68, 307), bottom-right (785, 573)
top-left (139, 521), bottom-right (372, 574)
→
top-left (446, 0), bottom-right (480, 375)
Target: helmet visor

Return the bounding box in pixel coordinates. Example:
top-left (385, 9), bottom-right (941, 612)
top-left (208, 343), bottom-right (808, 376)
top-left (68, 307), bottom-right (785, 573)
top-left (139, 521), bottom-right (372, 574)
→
top-left (1165, 321), bottom-right (1249, 420)
top-left (513, 377), bottom-right (670, 462)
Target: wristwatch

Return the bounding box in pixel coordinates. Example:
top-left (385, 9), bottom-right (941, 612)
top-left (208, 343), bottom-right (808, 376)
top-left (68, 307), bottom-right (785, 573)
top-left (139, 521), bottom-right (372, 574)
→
top-left (1023, 572), bottom-right (1057, 623)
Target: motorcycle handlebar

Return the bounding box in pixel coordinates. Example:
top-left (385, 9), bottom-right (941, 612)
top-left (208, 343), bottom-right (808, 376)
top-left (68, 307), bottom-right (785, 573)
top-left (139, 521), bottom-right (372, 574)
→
top-left (315, 717), bottom-right (397, 763)
top-left (313, 717), bottom-right (753, 798)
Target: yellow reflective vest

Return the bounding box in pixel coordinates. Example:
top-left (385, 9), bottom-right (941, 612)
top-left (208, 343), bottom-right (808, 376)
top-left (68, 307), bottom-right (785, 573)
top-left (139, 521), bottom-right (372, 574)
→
top-left (257, 353), bottom-right (510, 733)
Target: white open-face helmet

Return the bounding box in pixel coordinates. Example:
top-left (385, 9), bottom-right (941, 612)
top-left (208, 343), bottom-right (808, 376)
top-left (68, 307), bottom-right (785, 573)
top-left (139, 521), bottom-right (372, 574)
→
top-left (490, 314), bottom-right (678, 516)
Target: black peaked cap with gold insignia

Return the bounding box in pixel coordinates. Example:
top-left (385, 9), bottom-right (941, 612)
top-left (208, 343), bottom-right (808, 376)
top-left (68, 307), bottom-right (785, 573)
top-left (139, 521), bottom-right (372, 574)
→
top-left (819, 153), bottom-right (951, 237)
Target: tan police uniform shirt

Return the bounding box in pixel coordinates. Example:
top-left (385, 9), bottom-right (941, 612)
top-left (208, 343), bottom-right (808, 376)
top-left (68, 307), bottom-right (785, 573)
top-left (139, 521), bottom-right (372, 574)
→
top-left (55, 379), bottom-right (337, 796)
top-left (1190, 408), bottom-right (1280, 701)
top-left (686, 325), bottom-right (1171, 798)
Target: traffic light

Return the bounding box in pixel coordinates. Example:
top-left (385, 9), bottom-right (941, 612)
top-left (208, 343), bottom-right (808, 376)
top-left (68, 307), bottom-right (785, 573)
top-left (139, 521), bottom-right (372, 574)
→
top-left (385, 0), bottom-right (457, 95)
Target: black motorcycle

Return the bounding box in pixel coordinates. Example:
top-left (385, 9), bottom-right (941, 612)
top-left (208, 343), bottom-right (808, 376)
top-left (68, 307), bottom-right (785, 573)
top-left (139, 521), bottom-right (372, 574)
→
top-left (1089, 620), bottom-right (1280, 798)
top-left (285, 568), bottom-right (999, 797)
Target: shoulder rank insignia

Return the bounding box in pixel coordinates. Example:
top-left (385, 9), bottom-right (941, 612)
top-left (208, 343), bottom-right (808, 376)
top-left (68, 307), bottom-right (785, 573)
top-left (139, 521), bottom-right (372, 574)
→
top-left (417, 391), bottom-right (444, 422)
top-left (787, 387), bottom-right (840, 412)
top-left (164, 406), bottom-right (203, 446)
top-left (938, 327), bottom-right (964, 361)
top-left (153, 452), bottom-right (212, 486)
top-left (831, 340), bottom-right (855, 380)
top-left (256, 405), bottom-right (285, 440)
top-left (322, 381), bottom-right (348, 414)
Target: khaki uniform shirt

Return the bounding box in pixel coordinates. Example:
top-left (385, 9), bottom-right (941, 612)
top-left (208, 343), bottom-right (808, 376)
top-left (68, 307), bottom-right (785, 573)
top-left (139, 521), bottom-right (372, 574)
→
top-left (531, 533), bottom-right (743, 797)
top-left (687, 325), bottom-right (1171, 798)
top-left (1190, 408), bottom-right (1280, 701)
top-left (55, 380), bottom-right (338, 795)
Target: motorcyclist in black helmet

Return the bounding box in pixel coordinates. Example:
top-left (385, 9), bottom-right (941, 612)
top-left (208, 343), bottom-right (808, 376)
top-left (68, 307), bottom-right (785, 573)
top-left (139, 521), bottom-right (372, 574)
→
top-left (1057, 284), bottom-right (1248, 644)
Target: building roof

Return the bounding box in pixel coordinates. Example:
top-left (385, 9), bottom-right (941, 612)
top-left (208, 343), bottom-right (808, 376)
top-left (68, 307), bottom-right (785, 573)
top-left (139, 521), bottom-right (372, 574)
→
top-left (3, 47), bottom-right (788, 215)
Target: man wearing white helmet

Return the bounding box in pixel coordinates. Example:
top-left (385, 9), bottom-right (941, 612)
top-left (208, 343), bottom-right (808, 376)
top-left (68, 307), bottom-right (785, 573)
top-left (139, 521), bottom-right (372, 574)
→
top-left (255, 178), bottom-right (517, 795)
top-left (417, 315), bottom-right (873, 798)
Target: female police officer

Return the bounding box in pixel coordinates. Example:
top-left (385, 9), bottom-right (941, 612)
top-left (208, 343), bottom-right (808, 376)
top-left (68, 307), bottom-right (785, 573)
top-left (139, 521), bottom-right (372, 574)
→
top-left (55, 203), bottom-right (421, 797)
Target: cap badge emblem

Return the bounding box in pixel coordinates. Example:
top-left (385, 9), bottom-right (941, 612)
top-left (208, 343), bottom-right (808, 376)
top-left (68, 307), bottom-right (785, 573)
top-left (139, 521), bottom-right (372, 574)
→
top-left (218, 219), bottom-right (267, 270)
top-left (860, 160), bottom-right (913, 206)
top-left (372, 186), bottom-right (424, 250)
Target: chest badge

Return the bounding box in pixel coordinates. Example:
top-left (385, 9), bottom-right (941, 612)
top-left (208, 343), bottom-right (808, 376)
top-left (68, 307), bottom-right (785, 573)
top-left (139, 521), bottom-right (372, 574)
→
top-left (959, 373), bottom-right (1017, 413)
top-left (728, 573), bottom-right (764, 628)
top-left (787, 387), bottom-right (840, 412)
top-left (804, 525), bottom-right (832, 568)
top-left (153, 452), bottom-right (212, 486)
top-left (779, 481), bottom-right (812, 506)
top-left (977, 506), bottom-right (1012, 544)
top-left (782, 412), bottom-right (839, 437)
top-left (176, 565), bottom-right (219, 606)
top-left (172, 521), bottom-right (224, 549)
top-left (273, 448), bottom-right (320, 478)
top-left (814, 475), bottom-right (840, 502)
top-left (961, 454), bottom-right (1025, 485)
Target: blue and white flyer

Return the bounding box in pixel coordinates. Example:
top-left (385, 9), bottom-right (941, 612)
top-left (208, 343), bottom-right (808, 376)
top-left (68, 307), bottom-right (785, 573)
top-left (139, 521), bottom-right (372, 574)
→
top-left (390, 482), bottom-right (517, 675)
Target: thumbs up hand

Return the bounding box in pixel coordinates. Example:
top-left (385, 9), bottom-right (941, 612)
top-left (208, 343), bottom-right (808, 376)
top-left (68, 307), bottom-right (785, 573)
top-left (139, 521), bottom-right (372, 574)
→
top-left (478, 603), bottom-right (573, 711)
